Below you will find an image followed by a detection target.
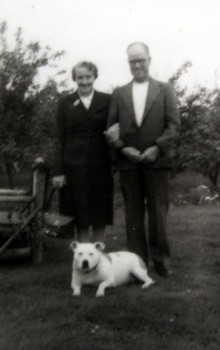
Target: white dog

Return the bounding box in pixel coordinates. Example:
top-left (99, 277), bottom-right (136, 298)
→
top-left (70, 241), bottom-right (154, 297)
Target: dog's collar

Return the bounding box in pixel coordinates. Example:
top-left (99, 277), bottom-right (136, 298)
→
top-left (85, 263), bottom-right (98, 274)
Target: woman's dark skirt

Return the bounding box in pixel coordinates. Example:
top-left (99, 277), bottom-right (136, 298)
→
top-left (60, 164), bottom-right (113, 226)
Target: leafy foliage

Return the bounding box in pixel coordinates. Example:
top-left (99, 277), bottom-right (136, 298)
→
top-left (170, 62), bottom-right (220, 185)
top-left (1, 20), bottom-right (220, 187)
top-left (0, 21), bottom-right (66, 186)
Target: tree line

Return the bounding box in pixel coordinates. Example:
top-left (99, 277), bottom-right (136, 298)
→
top-left (0, 22), bottom-right (220, 187)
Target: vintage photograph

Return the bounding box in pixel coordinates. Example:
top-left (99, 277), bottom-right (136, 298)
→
top-left (0, 0), bottom-right (219, 349)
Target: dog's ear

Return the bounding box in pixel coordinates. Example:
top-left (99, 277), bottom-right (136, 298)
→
top-left (70, 241), bottom-right (79, 251)
top-left (94, 242), bottom-right (105, 251)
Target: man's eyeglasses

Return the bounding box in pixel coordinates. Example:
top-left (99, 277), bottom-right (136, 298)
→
top-left (129, 59), bottom-right (147, 66)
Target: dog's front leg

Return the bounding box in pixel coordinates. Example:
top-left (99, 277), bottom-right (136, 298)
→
top-left (96, 279), bottom-right (114, 297)
top-left (72, 284), bottom-right (81, 296)
top-left (71, 275), bottom-right (82, 296)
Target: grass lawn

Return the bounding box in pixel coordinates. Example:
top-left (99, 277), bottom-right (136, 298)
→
top-left (0, 171), bottom-right (220, 350)
top-left (0, 201), bottom-right (220, 350)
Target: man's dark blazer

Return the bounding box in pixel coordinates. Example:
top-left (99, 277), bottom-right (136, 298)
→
top-left (54, 90), bottom-right (111, 175)
top-left (108, 77), bottom-right (180, 170)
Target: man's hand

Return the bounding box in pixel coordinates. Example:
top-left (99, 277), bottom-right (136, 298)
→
top-left (52, 175), bottom-right (66, 188)
top-left (121, 147), bottom-right (141, 163)
top-left (140, 145), bottom-right (159, 163)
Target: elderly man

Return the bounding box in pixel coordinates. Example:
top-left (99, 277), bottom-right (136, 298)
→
top-left (107, 42), bottom-right (180, 276)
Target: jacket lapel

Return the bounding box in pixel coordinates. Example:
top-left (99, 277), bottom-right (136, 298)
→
top-left (121, 82), bottom-right (137, 126)
top-left (72, 90), bottom-right (97, 113)
top-left (142, 78), bottom-right (161, 124)
top-left (87, 90), bottom-right (99, 116)
top-left (121, 79), bottom-right (161, 128)
top-left (71, 90), bottom-right (85, 111)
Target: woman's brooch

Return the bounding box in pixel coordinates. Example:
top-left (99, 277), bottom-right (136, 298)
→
top-left (73, 99), bottom-right (80, 107)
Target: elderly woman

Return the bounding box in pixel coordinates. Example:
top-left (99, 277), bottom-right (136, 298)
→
top-left (53, 61), bottom-right (113, 242)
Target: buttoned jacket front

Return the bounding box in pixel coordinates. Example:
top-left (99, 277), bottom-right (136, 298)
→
top-left (55, 90), bottom-right (111, 175)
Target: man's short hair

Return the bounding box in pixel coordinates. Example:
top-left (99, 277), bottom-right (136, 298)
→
top-left (72, 61), bottom-right (98, 80)
top-left (127, 42), bottom-right (150, 55)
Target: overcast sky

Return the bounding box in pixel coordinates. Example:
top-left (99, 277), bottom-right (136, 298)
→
top-left (1, 0), bottom-right (220, 92)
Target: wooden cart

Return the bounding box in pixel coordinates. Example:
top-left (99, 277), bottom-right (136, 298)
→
top-left (0, 158), bottom-right (49, 263)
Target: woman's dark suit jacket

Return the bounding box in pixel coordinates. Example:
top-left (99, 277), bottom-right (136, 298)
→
top-left (55, 90), bottom-right (112, 175)
top-left (54, 90), bottom-right (113, 226)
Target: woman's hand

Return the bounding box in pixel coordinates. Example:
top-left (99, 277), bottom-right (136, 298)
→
top-left (52, 175), bottom-right (66, 188)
